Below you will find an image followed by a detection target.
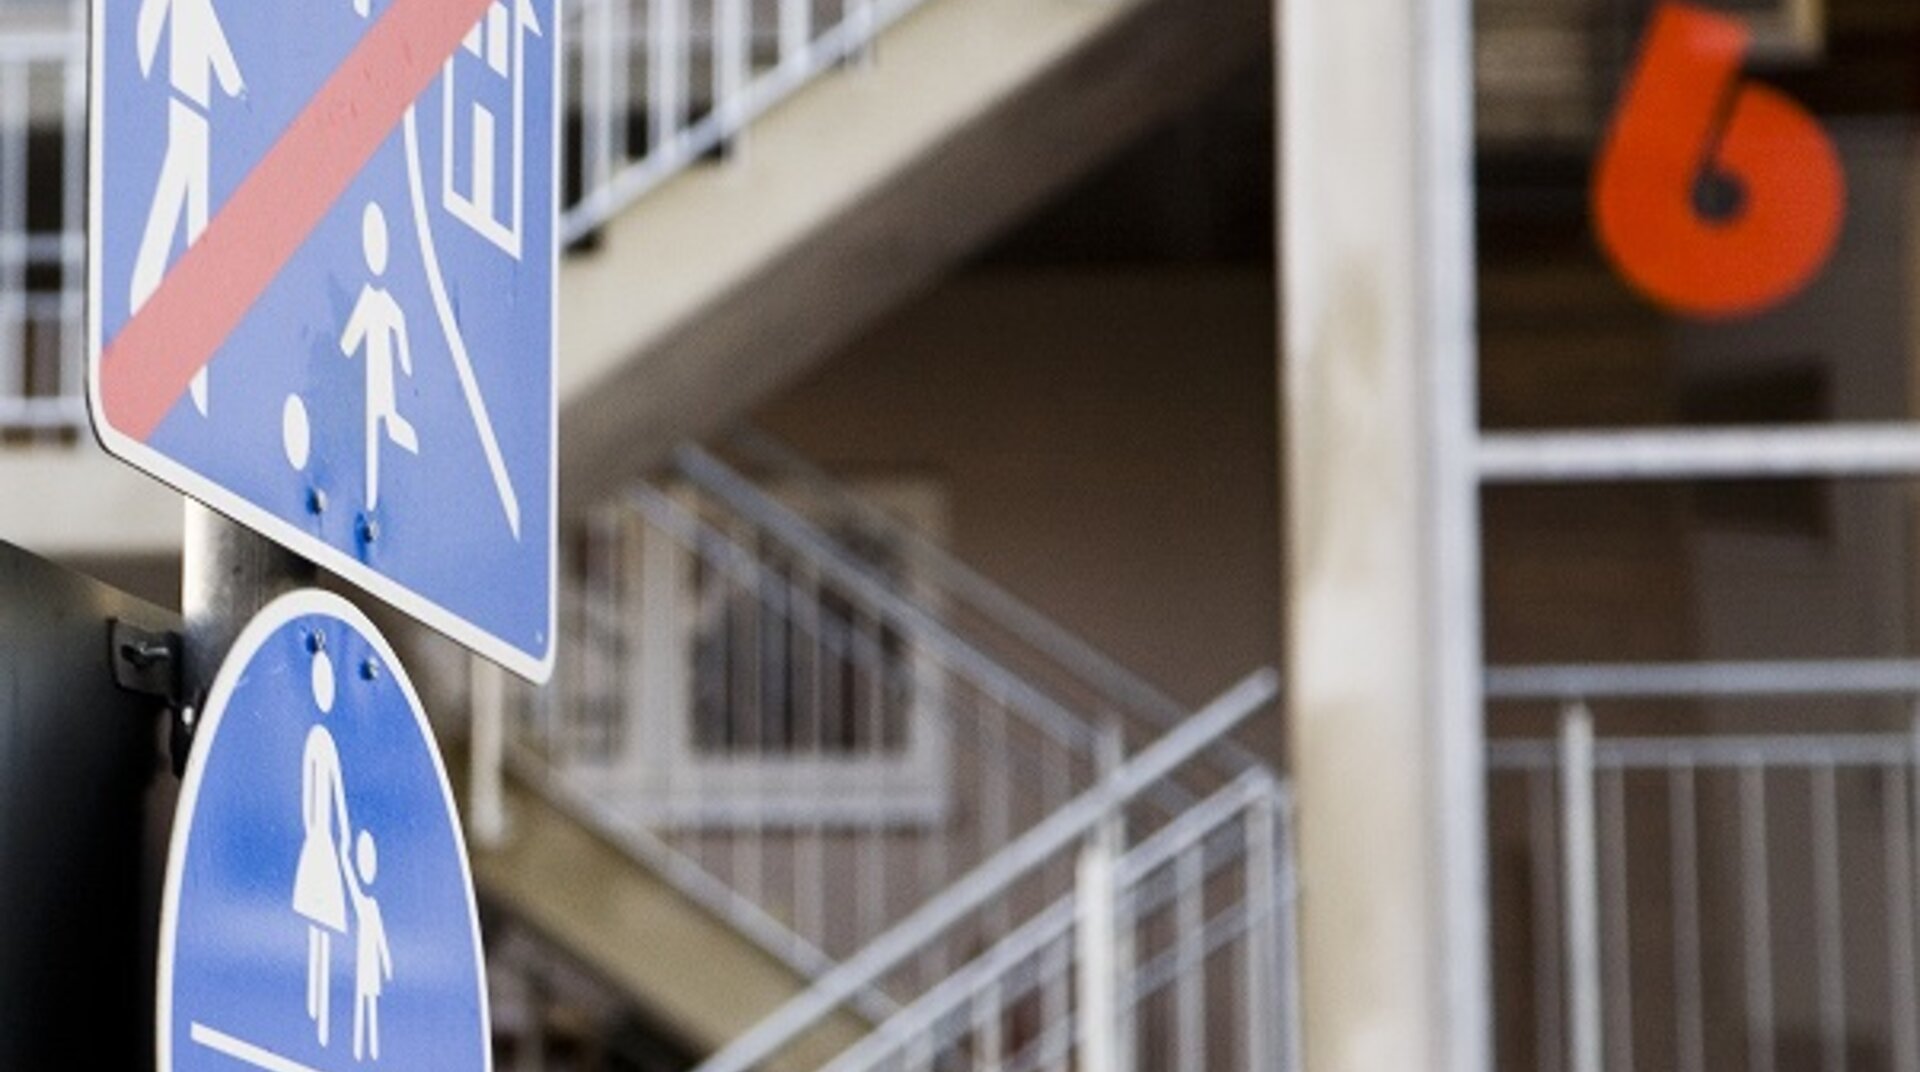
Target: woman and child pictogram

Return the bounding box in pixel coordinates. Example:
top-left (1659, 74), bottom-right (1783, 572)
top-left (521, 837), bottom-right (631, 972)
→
top-left (293, 639), bottom-right (396, 1061)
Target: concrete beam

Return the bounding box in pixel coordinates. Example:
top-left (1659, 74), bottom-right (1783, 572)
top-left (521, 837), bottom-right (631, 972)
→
top-left (470, 772), bottom-right (870, 1069)
top-left (0, 443), bottom-right (181, 556)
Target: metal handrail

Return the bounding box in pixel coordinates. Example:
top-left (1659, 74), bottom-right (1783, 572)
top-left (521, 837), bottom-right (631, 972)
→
top-left (1487, 658), bottom-right (1920, 701)
top-left (726, 428), bottom-right (1193, 726)
top-left (674, 442), bottom-right (1267, 784)
top-left (668, 447), bottom-right (1116, 751)
top-left (1489, 732), bottom-right (1920, 769)
top-left (503, 741), bottom-right (901, 1024)
top-left (563, 0), bottom-right (938, 244)
top-left (690, 667), bottom-right (1281, 1072)
top-left (1479, 423), bottom-right (1920, 483)
top-left (817, 770), bottom-right (1288, 1072)
top-left (627, 480), bottom-right (1101, 754)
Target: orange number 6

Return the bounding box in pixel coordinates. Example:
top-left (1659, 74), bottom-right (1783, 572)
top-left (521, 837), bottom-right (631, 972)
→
top-left (1592, 2), bottom-right (1845, 320)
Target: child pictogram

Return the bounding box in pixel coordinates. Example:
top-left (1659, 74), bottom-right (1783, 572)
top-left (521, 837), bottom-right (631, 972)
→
top-left (345, 831), bottom-right (394, 1061)
top-left (339, 202), bottom-right (421, 513)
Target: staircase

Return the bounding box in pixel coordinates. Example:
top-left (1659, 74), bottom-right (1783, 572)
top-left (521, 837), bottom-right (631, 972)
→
top-left (476, 434), bottom-right (1295, 1066)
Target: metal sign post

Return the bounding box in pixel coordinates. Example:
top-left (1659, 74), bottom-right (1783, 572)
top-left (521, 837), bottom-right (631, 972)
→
top-left (179, 503), bottom-right (314, 764)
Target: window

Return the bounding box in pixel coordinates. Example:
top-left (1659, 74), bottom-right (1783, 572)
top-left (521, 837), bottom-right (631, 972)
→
top-left (579, 479), bottom-right (950, 828)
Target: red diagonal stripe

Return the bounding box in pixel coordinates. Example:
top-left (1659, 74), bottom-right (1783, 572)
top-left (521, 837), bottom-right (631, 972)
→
top-left (100, 0), bottom-right (496, 441)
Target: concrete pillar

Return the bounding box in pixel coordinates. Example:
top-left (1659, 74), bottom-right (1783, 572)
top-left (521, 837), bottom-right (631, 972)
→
top-left (1277, 0), bottom-right (1490, 1065)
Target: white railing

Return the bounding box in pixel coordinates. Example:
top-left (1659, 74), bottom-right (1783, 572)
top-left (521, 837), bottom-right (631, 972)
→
top-left (564, 0), bottom-right (939, 245)
top-left (1, 0), bottom-right (950, 427)
top-left (519, 462), bottom-right (1269, 985)
top-left (818, 772), bottom-right (1297, 1072)
top-left (689, 672), bottom-right (1291, 1072)
top-left (0, 18), bottom-right (85, 436)
top-left (712, 430), bottom-right (1269, 782)
top-left (1488, 661), bottom-right (1920, 1072)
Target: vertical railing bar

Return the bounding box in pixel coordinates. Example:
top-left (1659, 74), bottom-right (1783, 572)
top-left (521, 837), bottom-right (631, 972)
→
top-left (0, 62), bottom-right (27, 406)
top-left (1884, 757), bottom-right (1918, 1072)
top-left (917, 678), bottom-right (952, 985)
top-left (1075, 764), bottom-right (1121, 1072)
top-left (728, 528), bottom-right (757, 909)
top-left (1742, 763), bottom-right (1777, 1072)
top-left (716, 0), bottom-right (749, 156)
top-left (859, 609), bottom-right (887, 944)
top-left (1811, 762), bottom-right (1846, 1072)
top-left (1908, 702), bottom-right (1920, 1072)
top-left (647, 0), bottom-right (678, 153)
top-left (800, 570), bottom-right (827, 951)
top-left (607, 0), bottom-right (631, 181)
top-left (584, 0), bottom-right (614, 194)
top-left (849, 0), bottom-right (875, 67)
top-left (1529, 766), bottom-right (1565, 1072)
top-left (1175, 843), bottom-right (1205, 1072)
top-left (985, 692), bottom-right (1012, 941)
top-left (60, 31), bottom-right (85, 405)
top-left (1669, 763), bottom-right (1704, 1072)
top-left (1041, 935), bottom-right (1070, 1072)
top-left (904, 1028), bottom-right (934, 1072)
top-left (977, 976), bottom-right (1003, 1071)
top-left (1601, 766), bottom-right (1634, 1072)
top-left (672, 0), bottom-right (692, 136)
top-left (778, 0), bottom-right (808, 68)
top-left (1279, 798), bottom-right (1304, 1072)
top-left (1560, 702), bottom-right (1603, 1072)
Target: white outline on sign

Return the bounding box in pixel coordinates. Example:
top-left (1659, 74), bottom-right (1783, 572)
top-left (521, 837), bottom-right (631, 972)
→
top-left (155, 589), bottom-right (494, 1072)
top-left (403, 108), bottom-right (521, 538)
top-left (87, 1), bottom-right (559, 682)
top-left (440, 0), bottom-right (541, 259)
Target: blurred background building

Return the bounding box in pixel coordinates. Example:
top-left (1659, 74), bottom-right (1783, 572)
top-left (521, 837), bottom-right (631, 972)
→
top-left (5, 0), bottom-right (1920, 1067)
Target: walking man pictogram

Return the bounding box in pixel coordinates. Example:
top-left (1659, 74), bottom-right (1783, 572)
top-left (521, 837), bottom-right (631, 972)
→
top-left (132, 0), bottom-right (244, 417)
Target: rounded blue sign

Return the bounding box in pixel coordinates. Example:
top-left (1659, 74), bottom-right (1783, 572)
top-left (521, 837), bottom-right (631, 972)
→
top-left (159, 590), bottom-right (490, 1072)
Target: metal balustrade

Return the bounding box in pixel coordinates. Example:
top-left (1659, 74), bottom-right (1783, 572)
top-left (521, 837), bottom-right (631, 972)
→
top-left (516, 453), bottom-right (1276, 982)
top-left (688, 675), bottom-right (1289, 1072)
top-left (670, 441), bottom-right (1262, 796)
top-left (814, 772), bottom-right (1298, 1072)
top-left (0, 0), bottom-right (951, 429)
top-left (1488, 662), bottom-right (1920, 1072)
top-left (710, 430), bottom-right (1269, 785)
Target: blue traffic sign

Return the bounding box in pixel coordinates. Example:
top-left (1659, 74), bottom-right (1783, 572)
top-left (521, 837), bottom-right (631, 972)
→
top-left (89, 0), bottom-right (557, 681)
top-left (159, 590), bottom-right (490, 1072)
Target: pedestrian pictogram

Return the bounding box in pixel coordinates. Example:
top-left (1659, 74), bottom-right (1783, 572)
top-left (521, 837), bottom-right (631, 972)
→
top-left (159, 590), bottom-right (488, 1072)
top-left (1592, 1), bottom-right (1846, 320)
top-left (90, 0), bottom-right (558, 681)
